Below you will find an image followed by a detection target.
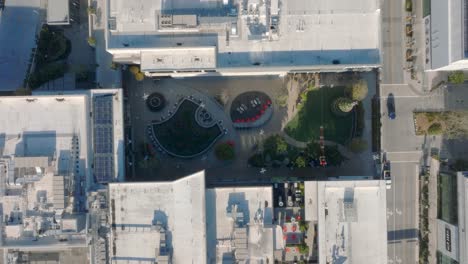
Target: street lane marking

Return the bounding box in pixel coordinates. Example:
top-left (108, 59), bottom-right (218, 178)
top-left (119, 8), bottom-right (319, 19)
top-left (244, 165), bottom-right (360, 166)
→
top-left (386, 151), bottom-right (421, 154)
top-left (387, 160), bottom-right (420, 163)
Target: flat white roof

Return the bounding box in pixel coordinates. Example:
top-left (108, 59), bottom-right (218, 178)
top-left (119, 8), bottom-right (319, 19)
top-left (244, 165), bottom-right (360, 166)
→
top-left (206, 186), bottom-right (274, 263)
top-left (106, 0), bottom-right (381, 68)
top-left (306, 180), bottom-right (387, 264)
top-left (108, 171), bottom-right (207, 264)
top-left (140, 47), bottom-right (216, 71)
top-left (47, 0), bottom-right (70, 25)
top-left (0, 0), bottom-right (41, 91)
top-left (0, 89), bottom-right (124, 185)
top-left (0, 95), bottom-right (90, 174)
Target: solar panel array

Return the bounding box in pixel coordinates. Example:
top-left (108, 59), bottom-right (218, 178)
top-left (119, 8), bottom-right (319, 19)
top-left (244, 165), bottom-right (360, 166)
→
top-left (93, 95), bottom-right (114, 183)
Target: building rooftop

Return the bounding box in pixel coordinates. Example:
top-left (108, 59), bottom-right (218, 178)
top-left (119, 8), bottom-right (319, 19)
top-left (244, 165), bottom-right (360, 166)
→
top-left (305, 180), bottom-right (387, 264)
top-left (47, 0), bottom-right (70, 25)
top-left (0, 0), bottom-right (41, 90)
top-left (0, 90), bottom-right (124, 184)
top-left (108, 171), bottom-right (207, 264)
top-left (206, 186), bottom-right (274, 263)
top-left (105, 0), bottom-right (381, 71)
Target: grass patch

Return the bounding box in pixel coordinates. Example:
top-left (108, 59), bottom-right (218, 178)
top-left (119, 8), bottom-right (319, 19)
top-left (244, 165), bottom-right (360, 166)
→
top-left (152, 100), bottom-right (222, 157)
top-left (438, 172), bottom-right (458, 225)
top-left (284, 86), bottom-right (354, 145)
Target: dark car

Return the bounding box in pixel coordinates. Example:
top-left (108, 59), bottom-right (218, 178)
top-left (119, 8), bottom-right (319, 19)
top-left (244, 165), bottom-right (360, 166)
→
top-left (387, 93), bottom-right (396, 119)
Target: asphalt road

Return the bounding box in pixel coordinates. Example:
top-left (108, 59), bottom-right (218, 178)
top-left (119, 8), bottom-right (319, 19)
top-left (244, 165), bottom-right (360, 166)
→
top-left (381, 0), bottom-right (404, 84)
top-left (387, 162), bottom-right (419, 264)
top-left (380, 1), bottom-right (422, 263)
top-left (380, 84), bottom-right (443, 264)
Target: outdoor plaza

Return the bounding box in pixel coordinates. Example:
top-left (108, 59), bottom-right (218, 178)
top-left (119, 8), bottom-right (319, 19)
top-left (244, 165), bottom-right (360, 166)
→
top-left (125, 71), bottom-right (378, 184)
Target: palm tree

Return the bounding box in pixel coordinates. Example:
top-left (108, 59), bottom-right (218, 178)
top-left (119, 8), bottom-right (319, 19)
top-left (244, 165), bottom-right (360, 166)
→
top-left (332, 97), bottom-right (356, 116)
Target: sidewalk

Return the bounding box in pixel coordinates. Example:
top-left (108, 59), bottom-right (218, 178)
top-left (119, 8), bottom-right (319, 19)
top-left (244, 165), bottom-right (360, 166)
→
top-left (428, 158), bottom-right (439, 264)
top-left (91, 0), bottom-right (122, 88)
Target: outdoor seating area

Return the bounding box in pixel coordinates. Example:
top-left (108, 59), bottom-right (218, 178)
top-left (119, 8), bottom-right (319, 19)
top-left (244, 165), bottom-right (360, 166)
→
top-left (230, 91), bottom-right (273, 128)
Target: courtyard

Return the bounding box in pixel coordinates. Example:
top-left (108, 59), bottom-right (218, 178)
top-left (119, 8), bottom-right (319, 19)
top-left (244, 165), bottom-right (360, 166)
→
top-left (125, 71), bottom-right (378, 185)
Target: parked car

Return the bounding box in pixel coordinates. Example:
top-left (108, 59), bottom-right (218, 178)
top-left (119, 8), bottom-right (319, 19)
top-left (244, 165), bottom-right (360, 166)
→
top-left (383, 161), bottom-right (392, 189)
top-left (387, 93), bottom-right (396, 119)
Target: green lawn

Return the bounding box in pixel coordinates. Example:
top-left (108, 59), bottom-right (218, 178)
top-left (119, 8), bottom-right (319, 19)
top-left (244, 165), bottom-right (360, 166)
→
top-left (438, 172), bottom-right (458, 225)
top-left (284, 86), bottom-right (354, 145)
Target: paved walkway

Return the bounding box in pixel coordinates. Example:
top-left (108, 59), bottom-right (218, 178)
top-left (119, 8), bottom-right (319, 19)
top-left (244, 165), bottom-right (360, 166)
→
top-left (428, 158), bottom-right (439, 264)
top-left (92, 0), bottom-right (121, 88)
top-left (281, 132), bottom-right (355, 159)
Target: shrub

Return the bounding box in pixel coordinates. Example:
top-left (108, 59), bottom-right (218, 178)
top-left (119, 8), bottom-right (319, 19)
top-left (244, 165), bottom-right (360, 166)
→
top-left (215, 143), bottom-right (235, 161)
top-left (276, 94), bottom-right (288, 107)
top-left (295, 156), bottom-right (306, 168)
top-left (448, 71), bottom-right (465, 84)
top-left (298, 243), bottom-right (309, 254)
top-left (425, 112), bottom-right (438, 123)
top-left (87, 37), bottom-right (96, 47)
top-left (427, 123), bottom-right (443, 135)
top-left (263, 135), bottom-right (288, 158)
top-left (299, 221), bottom-right (308, 232)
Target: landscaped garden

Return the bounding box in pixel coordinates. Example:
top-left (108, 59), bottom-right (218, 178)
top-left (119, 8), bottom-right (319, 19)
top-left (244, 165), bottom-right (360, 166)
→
top-left (248, 134), bottom-right (346, 168)
top-left (284, 86), bottom-right (354, 145)
top-left (152, 99), bottom-right (222, 158)
top-left (414, 111), bottom-right (468, 138)
top-left (26, 25), bottom-right (71, 89)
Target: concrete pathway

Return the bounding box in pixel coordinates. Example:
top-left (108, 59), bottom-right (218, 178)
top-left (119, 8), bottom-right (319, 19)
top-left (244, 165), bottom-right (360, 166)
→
top-left (428, 158), bottom-right (439, 264)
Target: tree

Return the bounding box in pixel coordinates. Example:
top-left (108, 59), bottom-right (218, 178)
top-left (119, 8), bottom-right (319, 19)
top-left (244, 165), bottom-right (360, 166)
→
top-left (215, 143), bottom-right (235, 161)
top-left (427, 123), bottom-right (443, 135)
top-left (295, 156), bottom-right (306, 168)
top-left (263, 135), bottom-right (288, 158)
top-left (276, 138), bottom-right (288, 154)
top-left (129, 65), bottom-right (140, 74)
top-left (348, 80), bottom-right (368, 101)
top-left (135, 72), bottom-right (145, 81)
top-left (448, 71), bottom-right (465, 84)
top-left (87, 37), bottom-right (96, 47)
top-left (332, 97), bottom-right (356, 115)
